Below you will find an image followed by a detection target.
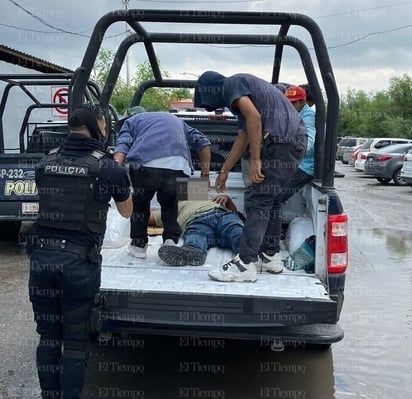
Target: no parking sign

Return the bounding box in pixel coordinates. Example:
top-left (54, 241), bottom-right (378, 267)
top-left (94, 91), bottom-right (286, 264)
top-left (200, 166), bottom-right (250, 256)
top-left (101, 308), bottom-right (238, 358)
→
top-left (51, 87), bottom-right (69, 117)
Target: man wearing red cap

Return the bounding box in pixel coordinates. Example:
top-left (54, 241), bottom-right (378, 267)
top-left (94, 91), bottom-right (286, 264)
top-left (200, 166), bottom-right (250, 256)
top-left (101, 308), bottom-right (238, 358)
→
top-left (281, 85), bottom-right (316, 202)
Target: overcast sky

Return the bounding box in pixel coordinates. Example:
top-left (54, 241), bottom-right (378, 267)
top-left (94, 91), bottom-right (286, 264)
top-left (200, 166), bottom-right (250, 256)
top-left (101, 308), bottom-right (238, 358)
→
top-left (1, 0), bottom-right (412, 97)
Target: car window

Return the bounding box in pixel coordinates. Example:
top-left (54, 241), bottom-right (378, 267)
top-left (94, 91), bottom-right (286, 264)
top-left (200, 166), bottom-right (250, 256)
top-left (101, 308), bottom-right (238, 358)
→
top-left (374, 140), bottom-right (391, 149)
top-left (391, 140), bottom-right (411, 145)
top-left (378, 144), bottom-right (412, 154)
top-left (360, 139), bottom-right (373, 149)
top-left (339, 138), bottom-right (357, 147)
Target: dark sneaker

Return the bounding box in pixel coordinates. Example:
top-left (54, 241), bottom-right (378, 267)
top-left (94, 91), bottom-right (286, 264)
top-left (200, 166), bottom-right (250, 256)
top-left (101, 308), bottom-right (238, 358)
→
top-left (158, 245), bottom-right (207, 266)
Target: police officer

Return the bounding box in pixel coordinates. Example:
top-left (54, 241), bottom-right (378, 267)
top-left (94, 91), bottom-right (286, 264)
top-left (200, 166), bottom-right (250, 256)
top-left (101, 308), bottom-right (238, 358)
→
top-left (28, 105), bottom-right (133, 399)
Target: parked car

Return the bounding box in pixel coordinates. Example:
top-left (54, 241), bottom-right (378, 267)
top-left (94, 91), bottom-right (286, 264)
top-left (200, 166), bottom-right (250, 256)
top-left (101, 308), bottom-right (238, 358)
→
top-left (336, 137), bottom-right (367, 161)
top-left (343, 144), bottom-right (362, 166)
top-left (400, 149), bottom-right (412, 186)
top-left (363, 143), bottom-right (412, 185)
top-left (355, 138), bottom-right (412, 171)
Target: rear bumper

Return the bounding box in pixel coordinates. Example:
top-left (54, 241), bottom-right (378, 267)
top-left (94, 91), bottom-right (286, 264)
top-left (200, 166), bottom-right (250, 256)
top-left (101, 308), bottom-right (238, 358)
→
top-left (101, 289), bottom-right (337, 328)
top-left (364, 165), bottom-right (389, 177)
top-left (100, 320), bottom-right (344, 346)
top-left (0, 201), bottom-right (38, 221)
top-left (97, 288), bottom-right (341, 345)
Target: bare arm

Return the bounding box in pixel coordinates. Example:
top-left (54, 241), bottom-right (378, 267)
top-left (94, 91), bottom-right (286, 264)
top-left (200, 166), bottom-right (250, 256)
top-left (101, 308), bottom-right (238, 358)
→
top-left (198, 145), bottom-right (211, 177)
top-left (221, 130), bottom-right (249, 172)
top-left (114, 195), bottom-right (133, 218)
top-left (235, 96), bottom-right (265, 183)
top-left (215, 130), bottom-right (248, 192)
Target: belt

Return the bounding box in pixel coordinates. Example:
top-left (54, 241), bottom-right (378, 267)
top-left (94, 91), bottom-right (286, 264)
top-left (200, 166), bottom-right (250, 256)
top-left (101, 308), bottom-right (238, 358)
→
top-left (35, 238), bottom-right (100, 258)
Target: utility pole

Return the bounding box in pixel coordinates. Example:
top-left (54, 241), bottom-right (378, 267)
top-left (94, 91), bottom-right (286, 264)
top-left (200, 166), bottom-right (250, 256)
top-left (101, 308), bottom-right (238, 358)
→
top-left (122, 0), bottom-right (130, 86)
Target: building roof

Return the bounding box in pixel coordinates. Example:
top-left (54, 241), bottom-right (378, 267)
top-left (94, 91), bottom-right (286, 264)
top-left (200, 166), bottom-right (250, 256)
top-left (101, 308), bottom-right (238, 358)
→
top-left (0, 44), bottom-right (73, 74)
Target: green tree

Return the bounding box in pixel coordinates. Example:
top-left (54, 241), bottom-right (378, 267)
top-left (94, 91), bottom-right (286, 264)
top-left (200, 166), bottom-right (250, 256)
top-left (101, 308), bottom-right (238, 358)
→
top-left (387, 74), bottom-right (412, 121)
top-left (338, 75), bottom-right (412, 138)
top-left (91, 49), bottom-right (191, 114)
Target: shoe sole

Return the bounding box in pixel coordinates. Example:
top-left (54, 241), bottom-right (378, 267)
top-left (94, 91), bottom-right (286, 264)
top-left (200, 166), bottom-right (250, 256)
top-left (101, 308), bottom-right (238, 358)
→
top-left (261, 266), bottom-right (284, 274)
top-left (158, 246), bottom-right (206, 266)
top-left (128, 245), bottom-right (147, 259)
top-left (128, 251), bottom-right (147, 259)
top-left (208, 271), bottom-right (257, 282)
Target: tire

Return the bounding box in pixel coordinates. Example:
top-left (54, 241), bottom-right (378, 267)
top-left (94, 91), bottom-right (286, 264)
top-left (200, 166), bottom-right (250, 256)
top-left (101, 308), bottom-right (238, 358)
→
top-left (0, 221), bottom-right (21, 240)
top-left (376, 177), bottom-right (391, 184)
top-left (392, 168), bottom-right (408, 186)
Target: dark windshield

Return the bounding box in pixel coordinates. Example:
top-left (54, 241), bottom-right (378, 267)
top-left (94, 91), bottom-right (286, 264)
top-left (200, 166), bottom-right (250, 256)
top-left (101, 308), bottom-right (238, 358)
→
top-left (339, 138), bottom-right (357, 147)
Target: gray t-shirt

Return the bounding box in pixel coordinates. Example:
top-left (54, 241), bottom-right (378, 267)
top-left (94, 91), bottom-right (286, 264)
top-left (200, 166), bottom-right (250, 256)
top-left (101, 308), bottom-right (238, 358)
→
top-left (223, 73), bottom-right (306, 142)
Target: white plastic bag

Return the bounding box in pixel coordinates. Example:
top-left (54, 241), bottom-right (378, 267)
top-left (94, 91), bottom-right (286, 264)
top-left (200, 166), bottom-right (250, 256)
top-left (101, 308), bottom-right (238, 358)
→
top-left (102, 203), bottom-right (130, 248)
top-left (286, 216), bottom-right (314, 254)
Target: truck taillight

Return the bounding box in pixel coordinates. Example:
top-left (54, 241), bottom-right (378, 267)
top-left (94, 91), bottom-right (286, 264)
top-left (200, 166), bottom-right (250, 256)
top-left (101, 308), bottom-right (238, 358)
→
top-left (327, 213), bottom-right (348, 274)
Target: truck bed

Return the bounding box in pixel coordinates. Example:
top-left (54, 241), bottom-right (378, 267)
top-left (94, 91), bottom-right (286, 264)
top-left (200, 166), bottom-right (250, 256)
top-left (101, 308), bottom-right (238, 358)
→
top-left (101, 235), bottom-right (328, 300)
top-left (99, 235), bottom-right (337, 336)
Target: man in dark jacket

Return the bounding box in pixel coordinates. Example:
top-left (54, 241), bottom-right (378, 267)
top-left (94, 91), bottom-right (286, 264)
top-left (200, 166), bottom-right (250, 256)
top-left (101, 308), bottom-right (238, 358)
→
top-left (29, 105), bottom-right (132, 399)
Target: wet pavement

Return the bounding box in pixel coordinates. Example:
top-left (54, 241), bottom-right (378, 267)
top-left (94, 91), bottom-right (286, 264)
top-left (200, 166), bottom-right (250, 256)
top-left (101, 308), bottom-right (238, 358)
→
top-left (0, 164), bottom-right (411, 399)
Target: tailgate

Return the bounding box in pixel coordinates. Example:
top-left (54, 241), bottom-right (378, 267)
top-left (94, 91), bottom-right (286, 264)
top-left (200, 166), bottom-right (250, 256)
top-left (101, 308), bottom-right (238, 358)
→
top-left (0, 155), bottom-right (40, 220)
top-left (100, 237), bottom-right (337, 329)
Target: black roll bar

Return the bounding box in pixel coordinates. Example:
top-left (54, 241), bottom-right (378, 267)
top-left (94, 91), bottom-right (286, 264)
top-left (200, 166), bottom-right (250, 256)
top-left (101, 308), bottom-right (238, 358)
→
top-left (70, 9), bottom-right (339, 188)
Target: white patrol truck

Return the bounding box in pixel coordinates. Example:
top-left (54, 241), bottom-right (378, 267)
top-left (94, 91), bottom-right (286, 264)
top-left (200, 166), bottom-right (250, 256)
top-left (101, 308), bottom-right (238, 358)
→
top-left (69, 9), bottom-right (348, 349)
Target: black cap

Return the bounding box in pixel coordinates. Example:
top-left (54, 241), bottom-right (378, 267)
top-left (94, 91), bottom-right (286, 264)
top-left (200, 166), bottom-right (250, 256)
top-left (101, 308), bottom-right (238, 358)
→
top-left (194, 71), bottom-right (226, 111)
top-left (68, 105), bottom-right (103, 140)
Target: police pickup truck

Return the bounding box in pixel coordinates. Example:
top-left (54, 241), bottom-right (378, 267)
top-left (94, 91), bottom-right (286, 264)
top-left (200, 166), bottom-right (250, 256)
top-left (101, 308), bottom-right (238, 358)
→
top-left (75, 9), bottom-right (348, 349)
top-left (0, 74), bottom-right (104, 237)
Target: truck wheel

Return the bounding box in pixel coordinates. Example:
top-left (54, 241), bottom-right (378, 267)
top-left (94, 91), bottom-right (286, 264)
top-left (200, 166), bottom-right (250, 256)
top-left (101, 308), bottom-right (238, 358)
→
top-left (392, 168), bottom-right (407, 186)
top-left (0, 221), bottom-right (21, 240)
top-left (376, 177), bottom-right (391, 184)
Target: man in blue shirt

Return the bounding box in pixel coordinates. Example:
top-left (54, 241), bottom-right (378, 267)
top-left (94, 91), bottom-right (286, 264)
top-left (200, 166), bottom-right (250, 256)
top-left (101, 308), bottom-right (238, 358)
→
top-left (194, 71), bottom-right (307, 282)
top-left (281, 85), bottom-right (316, 202)
top-left (114, 111), bottom-right (211, 259)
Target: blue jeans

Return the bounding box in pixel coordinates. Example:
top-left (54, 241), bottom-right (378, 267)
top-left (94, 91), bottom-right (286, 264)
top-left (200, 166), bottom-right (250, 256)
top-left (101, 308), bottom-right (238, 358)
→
top-left (29, 249), bottom-right (101, 399)
top-left (241, 137), bottom-right (306, 263)
top-left (183, 209), bottom-right (243, 254)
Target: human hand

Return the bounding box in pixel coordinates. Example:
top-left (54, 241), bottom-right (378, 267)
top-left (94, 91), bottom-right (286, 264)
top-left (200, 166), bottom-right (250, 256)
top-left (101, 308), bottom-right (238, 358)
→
top-left (215, 172), bottom-right (228, 192)
top-left (249, 159), bottom-right (264, 183)
top-left (212, 194), bottom-right (230, 206)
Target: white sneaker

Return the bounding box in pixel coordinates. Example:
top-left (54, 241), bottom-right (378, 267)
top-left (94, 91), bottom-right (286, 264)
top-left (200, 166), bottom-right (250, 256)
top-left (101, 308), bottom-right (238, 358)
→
top-left (162, 239), bottom-right (177, 246)
top-left (128, 243), bottom-right (147, 259)
top-left (260, 252), bottom-right (284, 274)
top-left (208, 255), bottom-right (258, 282)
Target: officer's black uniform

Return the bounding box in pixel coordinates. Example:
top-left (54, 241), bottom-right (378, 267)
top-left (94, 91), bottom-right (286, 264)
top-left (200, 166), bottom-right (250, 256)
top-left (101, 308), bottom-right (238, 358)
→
top-left (28, 107), bottom-right (131, 399)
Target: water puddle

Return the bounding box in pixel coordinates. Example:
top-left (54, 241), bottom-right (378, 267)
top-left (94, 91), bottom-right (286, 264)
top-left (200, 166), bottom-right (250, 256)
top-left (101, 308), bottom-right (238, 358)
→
top-left (333, 228), bottom-right (412, 398)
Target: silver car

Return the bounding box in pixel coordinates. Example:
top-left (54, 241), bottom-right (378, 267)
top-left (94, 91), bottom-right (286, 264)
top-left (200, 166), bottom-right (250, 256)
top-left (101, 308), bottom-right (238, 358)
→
top-left (364, 143), bottom-right (412, 185)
